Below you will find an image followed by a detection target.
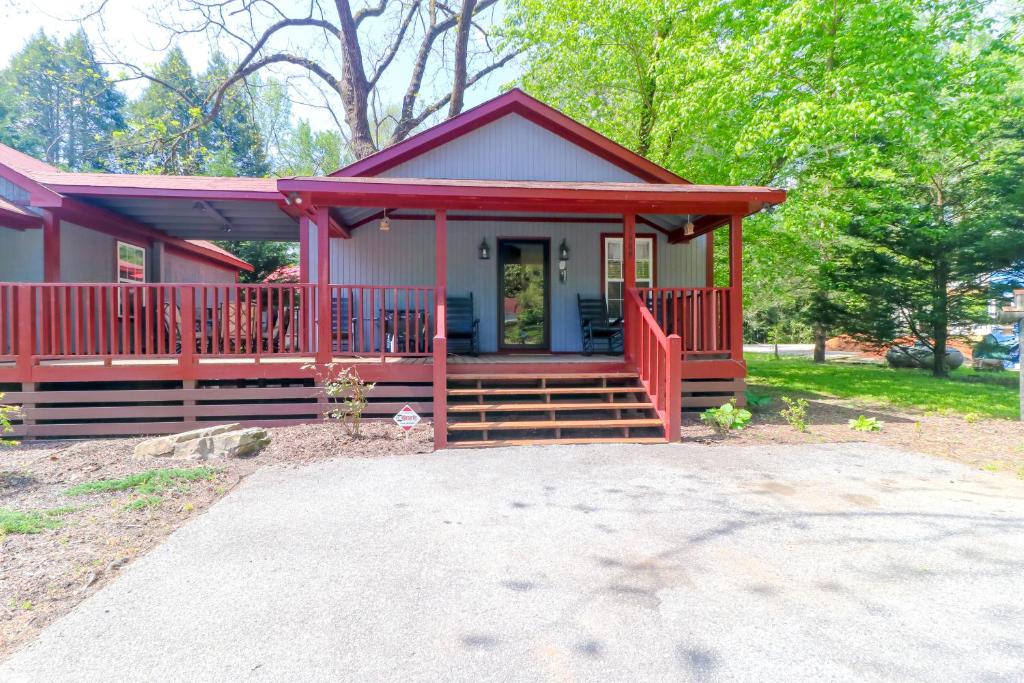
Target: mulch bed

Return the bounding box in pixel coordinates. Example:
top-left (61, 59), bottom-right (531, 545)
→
top-left (683, 393), bottom-right (1024, 475)
top-left (0, 420), bottom-right (432, 660)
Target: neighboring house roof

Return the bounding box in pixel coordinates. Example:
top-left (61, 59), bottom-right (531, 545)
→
top-left (0, 143), bottom-right (254, 272)
top-left (330, 88), bottom-right (690, 184)
top-left (0, 197), bottom-right (42, 229)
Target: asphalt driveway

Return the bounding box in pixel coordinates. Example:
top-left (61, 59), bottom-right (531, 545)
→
top-left (3, 442), bottom-right (1024, 682)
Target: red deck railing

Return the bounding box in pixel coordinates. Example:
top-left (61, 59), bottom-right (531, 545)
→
top-left (329, 285), bottom-right (437, 358)
top-left (0, 282), bottom-right (438, 375)
top-left (637, 287), bottom-right (733, 358)
top-left (625, 288), bottom-right (681, 441)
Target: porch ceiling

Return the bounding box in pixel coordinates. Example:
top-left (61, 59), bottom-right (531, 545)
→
top-left (77, 196), bottom-right (299, 241)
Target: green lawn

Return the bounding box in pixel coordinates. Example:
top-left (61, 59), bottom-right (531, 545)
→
top-left (745, 353), bottom-right (1021, 420)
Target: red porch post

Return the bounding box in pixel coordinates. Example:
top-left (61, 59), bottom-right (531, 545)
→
top-left (314, 207), bottom-right (332, 364)
top-left (705, 232), bottom-right (715, 288)
top-left (298, 214), bottom-right (311, 284)
top-left (623, 213), bottom-right (636, 362)
top-left (432, 209), bottom-right (448, 450)
top-left (729, 214), bottom-right (743, 360)
top-left (42, 210), bottom-right (60, 282)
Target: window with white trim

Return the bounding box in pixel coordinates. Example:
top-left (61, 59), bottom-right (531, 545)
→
top-left (604, 236), bottom-right (653, 318)
top-left (117, 242), bottom-right (146, 284)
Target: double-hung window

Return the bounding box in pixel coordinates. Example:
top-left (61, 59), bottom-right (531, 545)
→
top-left (603, 236), bottom-right (653, 318)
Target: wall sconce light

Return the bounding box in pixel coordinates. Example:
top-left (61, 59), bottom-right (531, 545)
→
top-left (558, 239), bottom-right (570, 282)
top-left (378, 209), bottom-right (390, 232)
top-left (683, 214), bottom-right (695, 237)
top-left (478, 238), bottom-right (490, 260)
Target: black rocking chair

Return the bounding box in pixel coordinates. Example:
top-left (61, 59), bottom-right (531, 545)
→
top-left (446, 293), bottom-right (480, 355)
top-left (577, 294), bottom-right (624, 355)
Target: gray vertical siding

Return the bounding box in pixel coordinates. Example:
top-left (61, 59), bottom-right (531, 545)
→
top-left (330, 218), bottom-right (705, 353)
top-left (0, 228), bottom-right (43, 281)
top-left (60, 222), bottom-right (119, 283)
top-left (163, 250), bottom-right (237, 283)
top-left (380, 113), bottom-right (645, 182)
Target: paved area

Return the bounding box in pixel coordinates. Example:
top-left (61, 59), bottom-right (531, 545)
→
top-left (3, 442), bottom-right (1024, 682)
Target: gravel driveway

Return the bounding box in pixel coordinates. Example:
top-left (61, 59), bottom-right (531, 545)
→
top-left (3, 442), bottom-right (1023, 682)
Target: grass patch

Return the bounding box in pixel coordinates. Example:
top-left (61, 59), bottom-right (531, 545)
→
top-left (64, 467), bottom-right (220, 509)
top-left (0, 506), bottom-right (75, 535)
top-left (746, 353), bottom-right (1020, 420)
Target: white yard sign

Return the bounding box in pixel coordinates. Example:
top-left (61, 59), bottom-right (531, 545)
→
top-left (393, 404), bottom-right (421, 432)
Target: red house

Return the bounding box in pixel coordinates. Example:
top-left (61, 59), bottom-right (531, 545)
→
top-left (0, 90), bottom-right (785, 448)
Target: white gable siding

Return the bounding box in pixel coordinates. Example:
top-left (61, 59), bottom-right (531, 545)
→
top-left (330, 219), bottom-right (705, 353)
top-left (379, 114), bottom-right (645, 182)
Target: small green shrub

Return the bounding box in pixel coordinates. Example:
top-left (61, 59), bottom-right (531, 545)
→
top-left (745, 391), bottom-right (773, 413)
top-left (304, 363), bottom-right (376, 436)
top-left (700, 400), bottom-right (752, 433)
top-left (848, 415), bottom-right (884, 432)
top-left (779, 396), bottom-right (809, 432)
top-left (0, 393), bottom-right (18, 446)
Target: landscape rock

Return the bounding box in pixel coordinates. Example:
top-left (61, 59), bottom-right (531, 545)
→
top-left (133, 424), bottom-right (241, 459)
top-left (176, 427), bottom-right (271, 461)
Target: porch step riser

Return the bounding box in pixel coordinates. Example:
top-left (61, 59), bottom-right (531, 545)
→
top-left (445, 370), bottom-right (665, 447)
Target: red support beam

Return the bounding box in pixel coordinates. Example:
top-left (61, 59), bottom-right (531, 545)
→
top-left (705, 232), bottom-right (715, 288)
top-left (433, 209), bottom-right (448, 450)
top-left (623, 213), bottom-right (636, 363)
top-left (729, 214), bottom-right (743, 360)
top-left (298, 215), bottom-right (311, 284)
top-left (42, 210), bottom-right (60, 282)
top-left (315, 207), bottom-right (332, 364)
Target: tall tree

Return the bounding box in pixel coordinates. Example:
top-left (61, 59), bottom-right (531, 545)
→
top-left (202, 53), bottom-right (270, 177)
top-left (0, 30), bottom-right (125, 170)
top-left (512, 0), bottom-right (1009, 363)
top-left (93, 0), bottom-right (520, 161)
top-left (117, 47), bottom-right (207, 174)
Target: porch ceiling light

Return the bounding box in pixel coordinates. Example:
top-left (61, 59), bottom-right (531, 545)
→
top-left (378, 209), bottom-right (390, 232)
top-left (285, 191), bottom-right (303, 206)
top-left (478, 238), bottom-right (490, 260)
top-left (683, 215), bottom-right (695, 237)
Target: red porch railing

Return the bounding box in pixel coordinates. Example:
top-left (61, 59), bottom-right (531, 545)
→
top-left (329, 285), bottom-right (437, 358)
top-left (637, 287), bottom-right (733, 358)
top-left (625, 288), bottom-right (681, 441)
top-left (0, 282), bottom-right (440, 375)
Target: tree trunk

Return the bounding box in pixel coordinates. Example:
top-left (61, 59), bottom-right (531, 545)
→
top-left (813, 324), bottom-right (827, 363)
top-left (931, 263), bottom-right (950, 378)
top-left (447, 0), bottom-right (477, 117)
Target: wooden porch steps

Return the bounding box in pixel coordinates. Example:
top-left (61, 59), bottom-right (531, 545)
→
top-left (445, 369), bottom-right (664, 447)
top-left (448, 401), bottom-right (654, 412)
top-left (449, 437), bottom-right (667, 449)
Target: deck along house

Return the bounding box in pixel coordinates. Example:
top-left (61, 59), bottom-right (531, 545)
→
top-left (0, 89), bottom-right (785, 448)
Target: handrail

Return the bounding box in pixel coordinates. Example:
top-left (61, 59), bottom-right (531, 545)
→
top-left (432, 287), bottom-right (447, 449)
top-left (636, 286), bottom-right (732, 358)
top-left (625, 287), bottom-right (681, 441)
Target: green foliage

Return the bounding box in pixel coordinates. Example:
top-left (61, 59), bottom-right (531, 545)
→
top-left (779, 396), bottom-right (810, 432)
top-left (0, 507), bottom-right (74, 535)
top-left (744, 391), bottom-right (773, 413)
top-left (848, 415), bottom-right (884, 432)
top-left (304, 364), bottom-right (376, 437)
top-left (0, 393), bottom-right (18, 446)
top-left (0, 30), bottom-right (125, 170)
top-left (746, 353), bottom-right (1019, 420)
top-left (64, 466), bottom-right (222, 499)
top-left (700, 400), bottom-right (753, 433)
top-left (511, 0), bottom-right (1023, 358)
top-left (214, 241), bottom-right (296, 283)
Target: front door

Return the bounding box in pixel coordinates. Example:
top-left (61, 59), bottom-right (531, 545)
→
top-left (498, 239), bottom-right (550, 350)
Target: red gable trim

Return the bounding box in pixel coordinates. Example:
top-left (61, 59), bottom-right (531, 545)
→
top-left (330, 89), bottom-right (690, 185)
top-left (0, 198), bottom-right (42, 230)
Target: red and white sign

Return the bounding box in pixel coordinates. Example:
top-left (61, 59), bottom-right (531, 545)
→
top-left (393, 404), bottom-right (421, 431)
